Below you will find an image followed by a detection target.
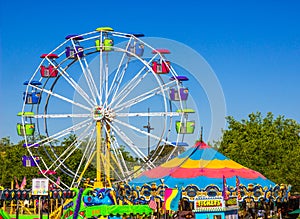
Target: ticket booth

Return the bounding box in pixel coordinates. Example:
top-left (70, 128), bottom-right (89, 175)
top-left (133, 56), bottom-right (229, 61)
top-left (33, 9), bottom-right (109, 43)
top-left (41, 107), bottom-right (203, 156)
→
top-left (193, 196), bottom-right (239, 219)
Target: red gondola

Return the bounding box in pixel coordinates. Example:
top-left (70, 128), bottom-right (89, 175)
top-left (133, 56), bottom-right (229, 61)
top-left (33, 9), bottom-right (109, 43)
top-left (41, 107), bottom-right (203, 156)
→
top-left (40, 54), bottom-right (59, 77)
top-left (152, 49), bottom-right (171, 74)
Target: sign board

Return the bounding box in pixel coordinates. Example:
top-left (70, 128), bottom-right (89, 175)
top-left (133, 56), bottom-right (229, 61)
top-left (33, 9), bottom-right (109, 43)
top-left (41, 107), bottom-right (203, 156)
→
top-left (194, 196), bottom-right (226, 211)
top-left (195, 198), bottom-right (223, 208)
top-left (32, 178), bottom-right (49, 196)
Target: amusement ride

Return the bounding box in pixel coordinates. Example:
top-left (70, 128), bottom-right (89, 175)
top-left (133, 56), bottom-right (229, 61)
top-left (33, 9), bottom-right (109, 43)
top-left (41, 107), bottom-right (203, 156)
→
top-left (13, 27), bottom-right (197, 218)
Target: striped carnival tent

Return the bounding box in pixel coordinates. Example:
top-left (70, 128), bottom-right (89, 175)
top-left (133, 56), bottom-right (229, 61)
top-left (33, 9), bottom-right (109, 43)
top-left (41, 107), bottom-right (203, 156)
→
top-left (130, 141), bottom-right (275, 190)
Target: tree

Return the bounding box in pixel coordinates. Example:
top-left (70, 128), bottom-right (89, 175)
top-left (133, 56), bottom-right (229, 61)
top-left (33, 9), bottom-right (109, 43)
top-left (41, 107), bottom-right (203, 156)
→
top-left (216, 112), bottom-right (300, 192)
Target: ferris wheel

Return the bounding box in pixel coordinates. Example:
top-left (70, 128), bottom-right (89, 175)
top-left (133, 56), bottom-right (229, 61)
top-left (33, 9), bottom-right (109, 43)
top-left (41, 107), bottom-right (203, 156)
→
top-left (17, 27), bottom-right (196, 189)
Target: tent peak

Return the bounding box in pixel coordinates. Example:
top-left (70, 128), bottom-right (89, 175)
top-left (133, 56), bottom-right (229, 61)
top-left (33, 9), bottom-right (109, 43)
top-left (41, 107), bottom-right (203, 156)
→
top-left (194, 141), bottom-right (210, 149)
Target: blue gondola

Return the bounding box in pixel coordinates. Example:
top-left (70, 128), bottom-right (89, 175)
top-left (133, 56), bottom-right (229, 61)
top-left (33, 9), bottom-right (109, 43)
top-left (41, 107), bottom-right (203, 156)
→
top-left (127, 33), bottom-right (145, 57)
top-left (23, 81), bottom-right (42, 104)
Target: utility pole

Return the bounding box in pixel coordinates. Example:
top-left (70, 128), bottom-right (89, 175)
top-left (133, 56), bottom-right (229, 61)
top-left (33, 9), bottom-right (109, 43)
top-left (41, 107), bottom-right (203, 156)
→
top-left (143, 108), bottom-right (154, 156)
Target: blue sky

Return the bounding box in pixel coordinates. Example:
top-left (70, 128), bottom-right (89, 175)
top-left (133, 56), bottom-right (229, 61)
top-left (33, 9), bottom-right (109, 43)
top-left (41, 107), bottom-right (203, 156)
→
top-left (1, 0), bottom-right (300, 144)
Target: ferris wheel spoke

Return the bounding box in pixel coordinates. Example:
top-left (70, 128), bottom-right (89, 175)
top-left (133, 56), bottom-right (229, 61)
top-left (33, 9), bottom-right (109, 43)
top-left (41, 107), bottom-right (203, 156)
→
top-left (107, 121), bottom-right (155, 169)
top-left (75, 141), bottom-right (97, 187)
top-left (80, 56), bottom-right (101, 104)
top-left (35, 156), bottom-right (69, 189)
top-left (68, 40), bottom-right (98, 105)
top-left (46, 59), bottom-right (95, 107)
top-left (32, 85), bottom-right (91, 111)
top-left (116, 111), bottom-right (181, 117)
top-left (103, 41), bottom-right (132, 108)
top-left (39, 118), bottom-right (93, 147)
top-left (33, 113), bottom-right (91, 119)
top-left (109, 55), bottom-right (158, 108)
top-left (33, 119), bottom-right (94, 177)
top-left (99, 32), bottom-right (104, 105)
top-left (111, 70), bottom-right (150, 109)
top-left (113, 118), bottom-right (173, 147)
top-left (48, 124), bottom-right (95, 183)
top-left (113, 80), bottom-right (175, 113)
top-left (103, 125), bottom-right (129, 180)
top-left (71, 127), bottom-right (97, 187)
top-left (110, 130), bottom-right (131, 179)
top-left (50, 122), bottom-right (94, 175)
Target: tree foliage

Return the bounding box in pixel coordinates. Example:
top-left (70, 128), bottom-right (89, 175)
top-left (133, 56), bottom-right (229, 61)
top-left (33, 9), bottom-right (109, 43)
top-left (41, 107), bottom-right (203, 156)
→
top-left (0, 135), bottom-right (95, 188)
top-left (216, 112), bottom-right (300, 192)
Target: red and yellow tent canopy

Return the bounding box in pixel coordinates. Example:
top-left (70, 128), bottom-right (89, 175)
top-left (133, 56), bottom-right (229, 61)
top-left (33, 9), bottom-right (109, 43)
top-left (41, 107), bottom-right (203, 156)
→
top-left (130, 141), bottom-right (274, 189)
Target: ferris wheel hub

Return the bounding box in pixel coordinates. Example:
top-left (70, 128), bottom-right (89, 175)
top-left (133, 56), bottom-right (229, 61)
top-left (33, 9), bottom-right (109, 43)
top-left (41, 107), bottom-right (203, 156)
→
top-left (93, 106), bottom-right (114, 121)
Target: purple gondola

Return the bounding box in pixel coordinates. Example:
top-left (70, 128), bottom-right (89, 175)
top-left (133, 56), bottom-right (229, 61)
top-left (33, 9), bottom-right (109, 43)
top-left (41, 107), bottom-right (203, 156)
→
top-left (65, 46), bottom-right (84, 59)
top-left (22, 155), bottom-right (40, 167)
top-left (169, 87), bottom-right (189, 101)
top-left (65, 35), bottom-right (84, 59)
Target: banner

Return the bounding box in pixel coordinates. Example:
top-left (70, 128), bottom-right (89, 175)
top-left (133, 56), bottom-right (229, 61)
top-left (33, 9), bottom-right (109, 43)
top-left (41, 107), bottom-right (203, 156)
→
top-left (164, 188), bottom-right (181, 211)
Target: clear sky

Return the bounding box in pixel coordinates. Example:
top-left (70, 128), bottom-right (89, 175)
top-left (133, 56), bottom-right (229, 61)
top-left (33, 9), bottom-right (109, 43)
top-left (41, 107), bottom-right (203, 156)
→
top-left (1, 0), bottom-right (300, 144)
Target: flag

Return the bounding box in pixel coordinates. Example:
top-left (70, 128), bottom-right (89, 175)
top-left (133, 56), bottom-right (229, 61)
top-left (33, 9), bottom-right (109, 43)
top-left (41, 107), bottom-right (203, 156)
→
top-left (20, 177), bottom-right (26, 190)
top-left (236, 176), bottom-right (241, 200)
top-left (14, 176), bottom-right (19, 189)
top-left (164, 188), bottom-right (182, 211)
top-left (56, 176), bottom-right (61, 186)
top-left (148, 196), bottom-right (157, 210)
top-left (222, 175), bottom-right (229, 200)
